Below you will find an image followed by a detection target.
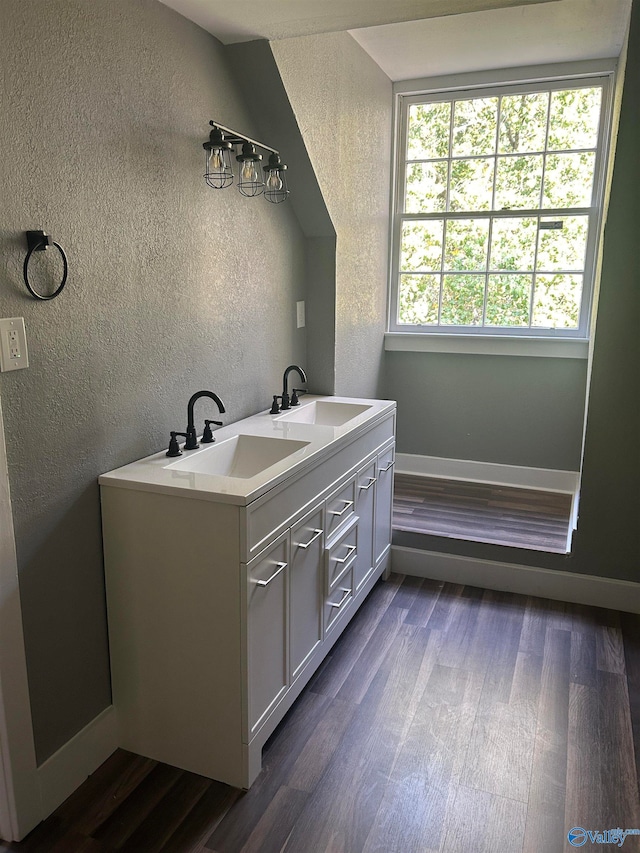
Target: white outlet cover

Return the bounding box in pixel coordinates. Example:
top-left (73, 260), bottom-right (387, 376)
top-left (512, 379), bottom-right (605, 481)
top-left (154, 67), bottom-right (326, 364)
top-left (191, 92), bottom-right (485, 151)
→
top-left (0, 317), bottom-right (29, 372)
top-left (296, 301), bottom-right (305, 329)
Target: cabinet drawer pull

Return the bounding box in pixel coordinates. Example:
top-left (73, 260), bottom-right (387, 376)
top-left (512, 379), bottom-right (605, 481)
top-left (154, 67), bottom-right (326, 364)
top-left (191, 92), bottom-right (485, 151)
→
top-left (359, 476), bottom-right (376, 491)
top-left (254, 561), bottom-right (287, 587)
top-left (379, 460), bottom-right (394, 473)
top-left (329, 500), bottom-right (353, 517)
top-left (333, 544), bottom-right (356, 565)
top-left (297, 528), bottom-right (323, 549)
top-left (328, 588), bottom-right (352, 609)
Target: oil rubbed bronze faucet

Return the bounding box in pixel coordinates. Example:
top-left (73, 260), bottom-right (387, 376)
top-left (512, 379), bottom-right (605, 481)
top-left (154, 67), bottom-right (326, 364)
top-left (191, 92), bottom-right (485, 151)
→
top-left (271, 365), bottom-right (307, 413)
top-left (185, 390), bottom-right (226, 449)
top-left (166, 390), bottom-right (226, 457)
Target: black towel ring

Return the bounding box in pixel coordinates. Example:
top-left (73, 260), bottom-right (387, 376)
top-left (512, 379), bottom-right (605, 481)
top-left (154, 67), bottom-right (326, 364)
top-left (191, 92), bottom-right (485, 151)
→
top-left (23, 230), bottom-right (68, 301)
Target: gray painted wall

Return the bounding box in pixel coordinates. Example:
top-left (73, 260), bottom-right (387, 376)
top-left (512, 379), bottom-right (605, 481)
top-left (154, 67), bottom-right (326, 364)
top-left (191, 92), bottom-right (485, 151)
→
top-left (305, 237), bottom-right (337, 395)
top-left (566, 0), bottom-right (639, 582)
top-left (224, 40), bottom-right (337, 395)
top-left (271, 33), bottom-right (392, 399)
top-left (0, 0), bottom-right (306, 762)
top-left (386, 352), bottom-right (588, 470)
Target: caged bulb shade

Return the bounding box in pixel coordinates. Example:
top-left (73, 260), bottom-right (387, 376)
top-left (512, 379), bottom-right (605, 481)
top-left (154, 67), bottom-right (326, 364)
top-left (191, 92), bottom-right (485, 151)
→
top-left (241, 160), bottom-right (259, 183)
top-left (263, 153), bottom-right (289, 204)
top-left (236, 142), bottom-right (264, 197)
top-left (204, 143), bottom-right (233, 189)
top-left (266, 171), bottom-right (283, 192)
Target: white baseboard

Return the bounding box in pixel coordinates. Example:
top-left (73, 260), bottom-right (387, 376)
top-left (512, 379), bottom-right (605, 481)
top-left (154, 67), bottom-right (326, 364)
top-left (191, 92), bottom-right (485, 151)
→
top-left (37, 706), bottom-right (118, 819)
top-left (395, 453), bottom-right (579, 494)
top-left (392, 546), bottom-right (640, 614)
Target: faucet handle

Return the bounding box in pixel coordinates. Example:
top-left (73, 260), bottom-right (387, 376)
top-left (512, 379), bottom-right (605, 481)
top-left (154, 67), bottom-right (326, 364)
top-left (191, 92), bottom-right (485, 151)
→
top-left (184, 426), bottom-right (199, 451)
top-left (291, 388), bottom-right (307, 406)
top-left (270, 395), bottom-right (281, 415)
top-left (166, 431), bottom-right (188, 457)
top-left (202, 419), bottom-right (223, 443)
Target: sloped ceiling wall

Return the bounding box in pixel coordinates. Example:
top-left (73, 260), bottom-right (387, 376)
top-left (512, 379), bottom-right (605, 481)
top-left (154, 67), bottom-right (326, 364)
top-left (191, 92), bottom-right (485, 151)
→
top-left (271, 32), bottom-right (392, 398)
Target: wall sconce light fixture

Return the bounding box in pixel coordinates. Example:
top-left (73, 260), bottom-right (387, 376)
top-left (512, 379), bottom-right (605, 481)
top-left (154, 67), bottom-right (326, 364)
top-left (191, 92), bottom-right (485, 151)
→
top-left (203, 121), bottom-right (290, 204)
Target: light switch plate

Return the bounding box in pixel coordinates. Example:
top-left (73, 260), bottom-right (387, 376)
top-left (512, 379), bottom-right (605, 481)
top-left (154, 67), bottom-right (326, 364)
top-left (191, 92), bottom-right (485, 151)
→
top-left (296, 301), bottom-right (305, 329)
top-left (0, 317), bottom-right (29, 372)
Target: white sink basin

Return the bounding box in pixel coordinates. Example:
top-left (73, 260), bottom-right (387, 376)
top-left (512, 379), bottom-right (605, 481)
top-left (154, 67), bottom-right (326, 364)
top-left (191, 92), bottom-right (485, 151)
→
top-left (166, 434), bottom-right (310, 479)
top-left (277, 400), bottom-right (372, 426)
top-left (99, 396), bottom-right (396, 505)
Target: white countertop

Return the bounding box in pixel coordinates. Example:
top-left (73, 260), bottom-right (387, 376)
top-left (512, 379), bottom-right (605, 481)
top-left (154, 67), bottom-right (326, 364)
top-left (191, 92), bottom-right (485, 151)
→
top-left (99, 395), bottom-right (395, 506)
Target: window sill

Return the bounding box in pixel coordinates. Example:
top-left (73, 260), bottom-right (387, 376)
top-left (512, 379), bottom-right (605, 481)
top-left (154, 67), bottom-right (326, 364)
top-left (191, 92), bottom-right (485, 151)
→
top-left (384, 333), bottom-right (589, 359)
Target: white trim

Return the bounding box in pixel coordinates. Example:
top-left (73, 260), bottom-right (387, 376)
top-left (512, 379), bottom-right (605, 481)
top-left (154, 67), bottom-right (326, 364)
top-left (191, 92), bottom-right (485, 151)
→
top-left (0, 396), bottom-right (41, 842)
top-left (385, 333), bottom-right (589, 358)
top-left (391, 546), bottom-right (640, 614)
top-left (395, 452), bottom-right (579, 494)
top-left (392, 59), bottom-right (619, 97)
top-left (36, 706), bottom-right (117, 820)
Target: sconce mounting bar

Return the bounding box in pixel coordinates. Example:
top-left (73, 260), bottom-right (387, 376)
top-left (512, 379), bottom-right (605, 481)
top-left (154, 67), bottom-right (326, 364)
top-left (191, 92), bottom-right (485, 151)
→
top-left (208, 121), bottom-right (279, 156)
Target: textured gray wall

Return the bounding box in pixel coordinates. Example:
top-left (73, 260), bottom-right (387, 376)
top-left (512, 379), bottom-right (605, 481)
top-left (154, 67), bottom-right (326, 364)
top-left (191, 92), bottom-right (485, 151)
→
top-left (305, 237), bottom-right (337, 395)
top-left (0, 0), bottom-right (306, 762)
top-left (566, 0), bottom-right (640, 582)
top-left (271, 33), bottom-right (391, 399)
top-left (386, 352), bottom-right (588, 470)
top-left (224, 40), bottom-right (337, 394)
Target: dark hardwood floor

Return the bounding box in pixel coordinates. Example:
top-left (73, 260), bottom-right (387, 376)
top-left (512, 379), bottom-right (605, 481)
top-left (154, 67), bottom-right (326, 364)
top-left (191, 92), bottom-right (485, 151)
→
top-left (393, 473), bottom-right (573, 553)
top-left (5, 575), bottom-right (640, 853)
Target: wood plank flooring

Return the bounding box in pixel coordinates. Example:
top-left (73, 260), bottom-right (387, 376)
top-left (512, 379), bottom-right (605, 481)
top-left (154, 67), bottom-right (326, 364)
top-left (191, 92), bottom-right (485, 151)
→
top-left (4, 575), bottom-right (640, 853)
top-left (393, 473), bottom-right (573, 553)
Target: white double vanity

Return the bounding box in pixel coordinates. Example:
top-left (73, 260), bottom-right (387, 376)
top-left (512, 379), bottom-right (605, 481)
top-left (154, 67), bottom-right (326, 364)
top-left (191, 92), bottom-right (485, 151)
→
top-left (99, 395), bottom-right (395, 788)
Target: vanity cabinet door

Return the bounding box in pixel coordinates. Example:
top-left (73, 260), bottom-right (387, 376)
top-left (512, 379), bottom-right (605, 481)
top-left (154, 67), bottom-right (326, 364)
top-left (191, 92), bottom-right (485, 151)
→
top-left (246, 533), bottom-right (289, 735)
top-left (354, 459), bottom-right (376, 592)
top-left (374, 444), bottom-right (395, 565)
top-left (289, 505), bottom-right (324, 683)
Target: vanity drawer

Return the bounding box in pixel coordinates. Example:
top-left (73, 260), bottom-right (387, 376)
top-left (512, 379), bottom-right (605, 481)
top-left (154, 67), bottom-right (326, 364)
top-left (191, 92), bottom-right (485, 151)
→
top-left (325, 477), bottom-right (356, 540)
top-left (324, 569), bottom-right (354, 635)
top-left (326, 516), bottom-right (358, 592)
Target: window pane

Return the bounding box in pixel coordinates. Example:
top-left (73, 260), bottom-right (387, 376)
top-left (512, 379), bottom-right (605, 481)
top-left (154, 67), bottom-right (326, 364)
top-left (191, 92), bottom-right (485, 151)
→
top-left (444, 219), bottom-right (490, 271)
top-left (548, 87), bottom-right (602, 151)
top-left (499, 92), bottom-right (549, 153)
top-left (452, 98), bottom-right (498, 156)
top-left (450, 158), bottom-right (494, 211)
top-left (490, 217), bottom-right (537, 270)
top-left (399, 274), bottom-right (440, 325)
top-left (486, 275), bottom-right (532, 326)
top-left (408, 102), bottom-right (451, 160)
top-left (393, 77), bottom-right (606, 336)
top-left (532, 274), bottom-right (582, 328)
top-left (537, 216), bottom-right (588, 271)
top-left (495, 155), bottom-right (543, 210)
top-left (401, 221), bottom-right (444, 271)
top-left (441, 275), bottom-right (485, 325)
top-left (404, 162), bottom-right (447, 213)
top-left (543, 152), bottom-right (595, 208)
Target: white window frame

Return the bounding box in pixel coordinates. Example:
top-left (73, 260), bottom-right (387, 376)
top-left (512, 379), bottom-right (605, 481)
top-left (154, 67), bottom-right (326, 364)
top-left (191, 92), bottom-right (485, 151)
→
top-left (387, 61), bottom-right (616, 355)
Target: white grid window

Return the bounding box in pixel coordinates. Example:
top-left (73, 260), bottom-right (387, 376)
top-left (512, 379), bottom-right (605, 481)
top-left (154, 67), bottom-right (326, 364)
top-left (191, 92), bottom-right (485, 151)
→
top-left (389, 70), bottom-right (613, 338)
